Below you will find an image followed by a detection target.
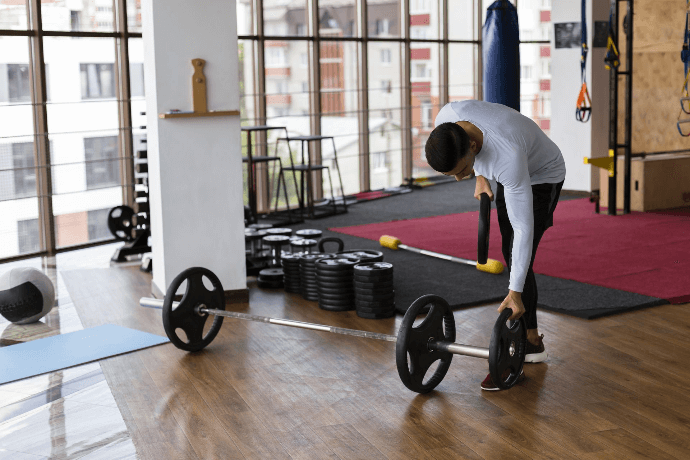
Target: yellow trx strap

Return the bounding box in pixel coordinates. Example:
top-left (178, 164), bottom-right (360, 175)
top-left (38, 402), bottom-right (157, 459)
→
top-left (576, 0), bottom-right (591, 123)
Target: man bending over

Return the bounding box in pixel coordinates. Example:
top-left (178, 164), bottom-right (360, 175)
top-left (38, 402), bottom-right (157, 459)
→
top-left (425, 100), bottom-right (566, 390)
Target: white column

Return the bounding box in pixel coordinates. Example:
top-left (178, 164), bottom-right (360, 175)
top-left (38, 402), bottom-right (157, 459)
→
top-left (551, 0), bottom-right (610, 192)
top-left (141, 0), bottom-right (245, 294)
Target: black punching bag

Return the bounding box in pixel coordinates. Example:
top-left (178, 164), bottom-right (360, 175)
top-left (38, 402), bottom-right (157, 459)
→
top-left (483, 0), bottom-right (520, 111)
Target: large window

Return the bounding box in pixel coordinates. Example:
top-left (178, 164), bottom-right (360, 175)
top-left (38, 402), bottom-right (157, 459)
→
top-left (0, 3), bottom-right (140, 259)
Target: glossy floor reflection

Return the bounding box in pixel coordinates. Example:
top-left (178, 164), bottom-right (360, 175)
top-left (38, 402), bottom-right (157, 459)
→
top-left (0, 243), bottom-right (139, 460)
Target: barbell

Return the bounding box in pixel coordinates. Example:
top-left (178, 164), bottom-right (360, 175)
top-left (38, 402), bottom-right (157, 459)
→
top-left (140, 266), bottom-right (526, 393)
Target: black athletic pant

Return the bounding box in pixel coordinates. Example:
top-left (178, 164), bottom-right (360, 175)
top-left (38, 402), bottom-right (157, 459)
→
top-left (495, 181), bottom-right (563, 330)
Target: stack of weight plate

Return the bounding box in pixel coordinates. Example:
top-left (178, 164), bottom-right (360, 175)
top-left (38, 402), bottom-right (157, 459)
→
top-left (353, 262), bottom-right (395, 319)
top-left (299, 253), bottom-right (336, 301)
top-left (314, 255), bottom-right (361, 312)
top-left (337, 249), bottom-right (384, 263)
top-left (257, 267), bottom-right (284, 289)
top-left (281, 253), bottom-right (302, 293)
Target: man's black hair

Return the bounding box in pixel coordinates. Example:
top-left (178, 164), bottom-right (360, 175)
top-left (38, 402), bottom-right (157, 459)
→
top-left (424, 122), bottom-right (470, 173)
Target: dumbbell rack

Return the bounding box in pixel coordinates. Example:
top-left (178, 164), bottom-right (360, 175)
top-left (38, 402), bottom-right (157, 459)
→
top-left (111, 137), bottom-right (152, 264)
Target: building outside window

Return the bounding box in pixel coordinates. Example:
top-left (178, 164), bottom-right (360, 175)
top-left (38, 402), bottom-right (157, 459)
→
top-left (80, 63), bottom-right (115, 99)
top-left (84, 136), bottom-right (120, 189)
top-left (87, 208), bottom-right (112, 241)
top-left (6, 64), bottom-right (31, 103)
top-left (11, 142), bottom-right (37, 199)
top-left (17, 218), bottom-right (40, 254)
top-left (380, 49), bottom-right (391, 65)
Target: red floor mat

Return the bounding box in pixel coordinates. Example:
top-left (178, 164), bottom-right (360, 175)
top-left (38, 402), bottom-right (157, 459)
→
top-left (330, 199), bottom-right (690, 303)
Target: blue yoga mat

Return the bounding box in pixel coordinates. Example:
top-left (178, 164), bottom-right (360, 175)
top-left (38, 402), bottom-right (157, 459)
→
top-left (0, 324), bottom-right (169, 385)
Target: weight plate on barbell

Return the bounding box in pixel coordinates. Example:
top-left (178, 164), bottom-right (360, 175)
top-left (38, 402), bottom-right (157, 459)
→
top-left (488, 309), bottom-right (527, 390)
top-left (395, 294), bottom-right (455, 394)
top-left (162, 267), bottom-right (225, 352)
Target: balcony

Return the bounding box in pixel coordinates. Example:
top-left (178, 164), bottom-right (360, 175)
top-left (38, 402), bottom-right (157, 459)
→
top-left (540, 45), bottom-right (550, 57)
top-left (266, 94), bottom-right (292, 105)
top-left (411, 81), bottom-right (431, 95)
top-left (540, 79), bottom-right (551, 91)
top-left (411, 48), bottom-right (431, 60)
top-left (265, 67), bottom-right (291, 77)
top-left (540, 10), bottom-right (551, 22)
top-left (410, 14), bottom-right (430, 27)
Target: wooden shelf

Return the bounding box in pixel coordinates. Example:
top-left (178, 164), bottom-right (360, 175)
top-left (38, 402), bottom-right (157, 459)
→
top-left (159, 110), bottom-right (240, 119)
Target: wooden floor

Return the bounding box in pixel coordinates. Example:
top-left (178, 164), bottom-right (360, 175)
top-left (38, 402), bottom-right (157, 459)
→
top-left (3, 256), bottom-right (690, 459)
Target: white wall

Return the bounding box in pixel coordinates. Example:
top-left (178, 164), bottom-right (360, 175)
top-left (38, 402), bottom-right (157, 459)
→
top-left (142, 0), bottom-right (245, 293)
top-left (551, 0), bottom-right (610, 192)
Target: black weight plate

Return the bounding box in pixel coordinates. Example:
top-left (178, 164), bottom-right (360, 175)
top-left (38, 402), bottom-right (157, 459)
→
top-left (318, 298), bottom-right (354, 307)
top-left (354, 285), bottom-right (395, 296)
top-left (262, 234), bottom-right (291, 244)
top-left (258, 280), bottom-right (283, 289)
top-left (353, 262), bottom-right (394, 274)
top-left (317, 286), bottom-right (354, 296)
top-left (355, 304), bottom-right (395, 314)
top-left (395, 295), bottom-right (455, 394)
top-left (355, 299), bottom-right (395, 310)
top-left (355, 299), bottom-right (396, 309)
top-left (107, 205), bottom-right (136, 242)
top-left (353, 280), bottom-right (394, 290)
top-left (258, 268), bottom-right (284, 280)
top-left (316, 280), bottom-right (353, 290)
top-left (353, 273), bottom-right (394, 283)
top-left (355, 291), bottom-right (395, 302)
top-left (478, 192), bottom-right (491, 265)
top-left (319, 304), bottom-right (353, 312)
top-left (281, 253), bottom-right (302, 262)
top-left (488, 310), bottom-right (527, 390)
top-left (162, 267), bottom-right (225, 352)
top-left (266, 227), bottom-right (292, 236)
top-left (318, 293), bottom-right (355, 303)
top-left (285, 287), bottom-right (301, 294)
top-left (301, 286), bottom-right (320, 295)
top-left (282, 266), bottom-right (302, 274)
top-left (316, 271), bottom-right (353, 280)
top-left (356, 309), bottom-right (396, 319)
top-left (296, 229), bottom-right (323, 238)
top-left (315, 258), bottom-right (359, 270)
top-left (337, 250), bottom-right (384, 262)
top-left (285, 283), bottom-right (302, 290)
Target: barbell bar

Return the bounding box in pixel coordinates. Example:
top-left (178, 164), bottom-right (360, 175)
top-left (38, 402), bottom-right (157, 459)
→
top-left (140, 298), bottom-right (493, 359)
top-left (141, 266), bottom-right (526, 393)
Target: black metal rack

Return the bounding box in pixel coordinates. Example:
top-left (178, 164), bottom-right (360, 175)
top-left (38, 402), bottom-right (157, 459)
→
top-left (607, 0), bottom-right (634, 215)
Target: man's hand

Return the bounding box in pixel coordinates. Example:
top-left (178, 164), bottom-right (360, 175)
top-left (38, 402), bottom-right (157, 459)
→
top-left (498, 290), bottom-right (525, 321)
top-left (474, 175), bottom-right (494, 201)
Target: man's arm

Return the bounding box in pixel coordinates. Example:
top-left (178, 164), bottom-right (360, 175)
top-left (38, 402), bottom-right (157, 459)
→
top-left (495, 161), bottom-right (534, 321)
top-left (474, 174), bottom-right (494, 201)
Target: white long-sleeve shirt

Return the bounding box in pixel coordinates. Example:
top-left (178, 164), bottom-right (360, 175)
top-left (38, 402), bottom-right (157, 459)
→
top-left (435, 100), bottom-right (566, 292)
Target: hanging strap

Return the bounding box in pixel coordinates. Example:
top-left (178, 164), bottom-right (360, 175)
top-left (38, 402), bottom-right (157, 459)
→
top-left (576, 0), bottom-right (591, 123)
top-left (604, 4), bottom-right (620, 70)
